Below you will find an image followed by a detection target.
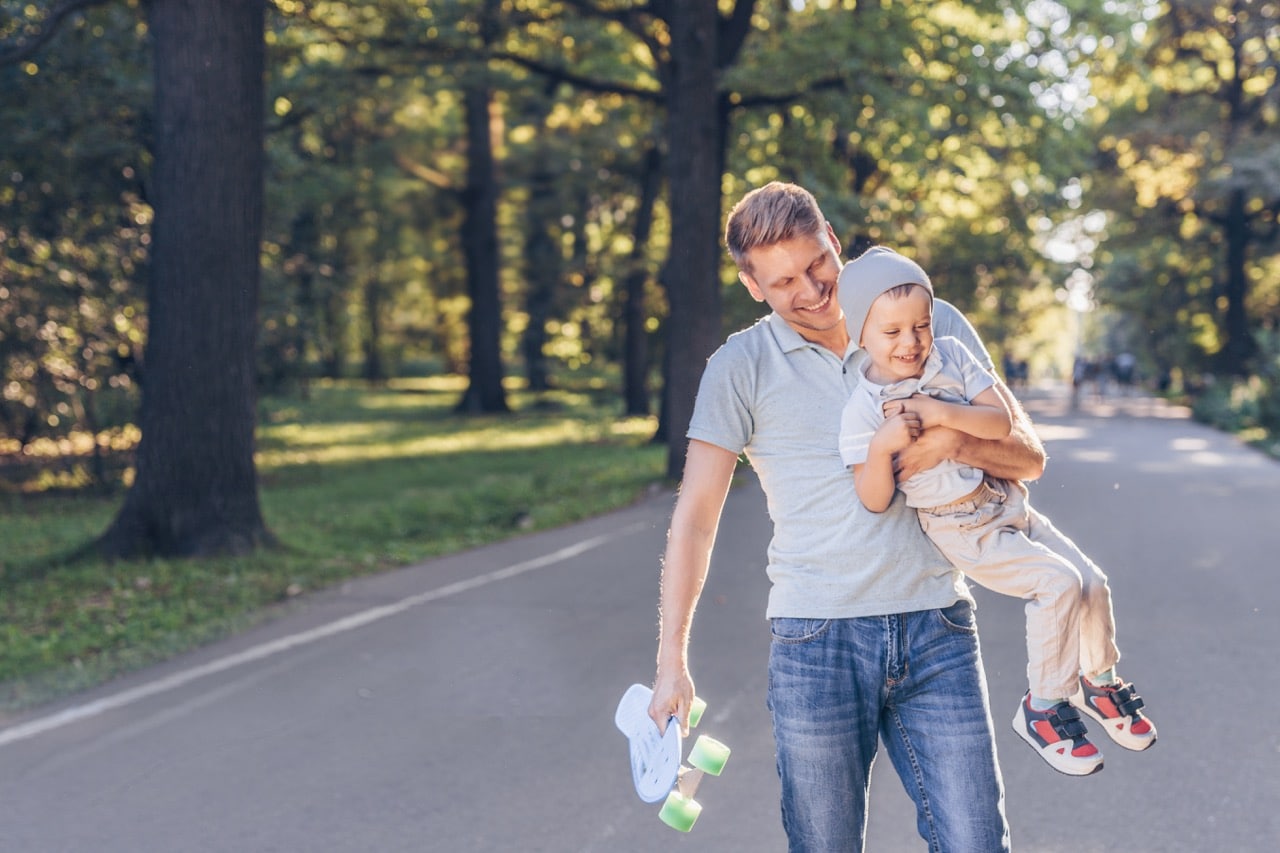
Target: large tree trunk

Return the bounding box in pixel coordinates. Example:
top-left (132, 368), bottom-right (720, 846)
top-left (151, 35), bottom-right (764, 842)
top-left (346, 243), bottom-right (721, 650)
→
top-left (98, 0), bottom-right (271, 557)
top-left (660, 3), bottom-right (723, 480)
top-left (455, 81), bottom-right (509, 414)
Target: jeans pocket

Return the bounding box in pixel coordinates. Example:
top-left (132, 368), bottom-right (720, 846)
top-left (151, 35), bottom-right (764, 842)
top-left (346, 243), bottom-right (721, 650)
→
top-left (937, 599), bottom-right (977, 634)
top-left (770, 617), bottom-right (832, 644)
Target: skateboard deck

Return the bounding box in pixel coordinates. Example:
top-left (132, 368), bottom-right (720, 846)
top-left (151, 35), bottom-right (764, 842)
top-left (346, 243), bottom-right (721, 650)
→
top-left (615, 683), bottom-right (730, 832)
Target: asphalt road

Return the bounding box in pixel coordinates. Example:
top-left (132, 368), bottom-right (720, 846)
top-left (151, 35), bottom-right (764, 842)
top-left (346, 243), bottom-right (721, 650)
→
top-left (2, 386), bottom-right (1277, 852)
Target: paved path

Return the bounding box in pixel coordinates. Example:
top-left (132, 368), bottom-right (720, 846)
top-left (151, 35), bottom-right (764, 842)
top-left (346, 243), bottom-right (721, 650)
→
top-left (2, 387), bottom-right (1277, 851)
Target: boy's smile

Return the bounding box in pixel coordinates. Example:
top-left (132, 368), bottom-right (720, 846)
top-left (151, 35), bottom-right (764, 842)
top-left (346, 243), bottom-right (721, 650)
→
top-left (859, 285), bottom-right (934, 385)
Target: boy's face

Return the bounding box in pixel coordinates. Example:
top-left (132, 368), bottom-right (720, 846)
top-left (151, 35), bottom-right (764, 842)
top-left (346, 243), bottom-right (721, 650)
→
top-left (860, 285), bottom-right (934, 384)
top-left (738, 224), bottom-right (845, 343)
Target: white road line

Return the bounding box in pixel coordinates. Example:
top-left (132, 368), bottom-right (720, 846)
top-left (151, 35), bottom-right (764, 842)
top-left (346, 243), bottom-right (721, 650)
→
top-left (0, 521), bottom-right (648, 750)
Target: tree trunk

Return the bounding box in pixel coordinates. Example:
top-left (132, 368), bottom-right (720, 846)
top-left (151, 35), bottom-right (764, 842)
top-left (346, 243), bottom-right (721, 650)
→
top-left (98, 0), bottom-right (272, 557)
top-left (660, 3), bottom-right (723, 480)
top-left (455, 81), bottom-right (509, 413)
top-left (290, 207), bottom-right (317, 398)
top-left (568, 184), bottom-right (597, 358)
top-left (522, 158), bottom-right (558, 393)
top-left (1219, 186), bottom-right (1254, 374)
top-left (622, 143), bottom-right (662, 416)
top-left (362, 275), bottom-right (386, 382)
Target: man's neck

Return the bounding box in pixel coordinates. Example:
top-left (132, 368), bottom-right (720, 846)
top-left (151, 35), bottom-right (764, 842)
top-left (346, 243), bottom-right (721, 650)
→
top-left (790, 323), bottom-right (850, 356)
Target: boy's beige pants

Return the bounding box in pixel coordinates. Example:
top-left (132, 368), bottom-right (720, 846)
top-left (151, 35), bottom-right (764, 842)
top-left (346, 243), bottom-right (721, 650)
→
top-left (919, 478), bottom-right (1120, 700)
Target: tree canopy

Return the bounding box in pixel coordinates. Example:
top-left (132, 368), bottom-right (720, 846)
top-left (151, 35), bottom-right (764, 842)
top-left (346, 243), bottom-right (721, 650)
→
top-left (3, 0), bottom-right (1278, 517)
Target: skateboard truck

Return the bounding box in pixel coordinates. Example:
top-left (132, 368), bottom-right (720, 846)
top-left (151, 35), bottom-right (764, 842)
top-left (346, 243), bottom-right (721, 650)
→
top-left (615, 683), bottom-right (731, 832)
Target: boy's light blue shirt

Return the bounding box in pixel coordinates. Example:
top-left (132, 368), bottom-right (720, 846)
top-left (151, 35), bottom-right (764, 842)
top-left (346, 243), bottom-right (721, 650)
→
top-left (839, 336), bottom-right (995, 508)
top-left (687, 299), bottom-right (991, 618)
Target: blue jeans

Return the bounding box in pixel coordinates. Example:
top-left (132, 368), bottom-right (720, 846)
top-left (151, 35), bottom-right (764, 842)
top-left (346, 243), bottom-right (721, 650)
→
top-left (768, 601), bottom-right (1010, 852)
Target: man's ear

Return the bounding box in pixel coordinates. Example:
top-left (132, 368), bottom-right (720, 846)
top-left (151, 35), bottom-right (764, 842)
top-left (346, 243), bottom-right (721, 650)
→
top-left (739, 271), bottom-right (765, 303)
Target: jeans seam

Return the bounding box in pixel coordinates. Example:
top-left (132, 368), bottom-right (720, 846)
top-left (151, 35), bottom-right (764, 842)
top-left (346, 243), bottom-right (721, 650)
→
top-left (889, 705), bottom-right (942, 853)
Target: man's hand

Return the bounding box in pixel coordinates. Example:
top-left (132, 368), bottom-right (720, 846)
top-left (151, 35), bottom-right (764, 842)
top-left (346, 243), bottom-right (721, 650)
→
top-left (893, 424), bottom-right (964, 482)
top-left (649, 666), bottom-right (695, 737)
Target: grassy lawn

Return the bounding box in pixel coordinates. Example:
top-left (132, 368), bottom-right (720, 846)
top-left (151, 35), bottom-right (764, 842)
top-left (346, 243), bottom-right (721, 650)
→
top-left (0, 376), bottom-right (667, 714)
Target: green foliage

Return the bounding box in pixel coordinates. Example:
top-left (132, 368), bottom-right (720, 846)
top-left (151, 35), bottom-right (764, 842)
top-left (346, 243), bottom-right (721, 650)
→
top-left (0, 375), bottom-right (665, 710)
top-left (1191, 374), bottom-right (1264, 432)
top-left (1251, 326), bottom-right (1280, 434)
top-left (6, 1), bottom-right (1275, 436)
top-left (5, 0), bottom-right (1279, 706)
top-left (1, 3), bottom-right (149, 452)
top-left (4, 0), bottom-right (1158, 444)
top-left (1083, 0), bottom-right (1280, 376)
top-left (1189, 329), bottom-right (1280, 453)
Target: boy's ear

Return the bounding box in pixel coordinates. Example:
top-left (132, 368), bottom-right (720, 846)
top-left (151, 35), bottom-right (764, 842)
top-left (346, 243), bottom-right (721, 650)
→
top-left (739, 271), bottom-right (765, 302)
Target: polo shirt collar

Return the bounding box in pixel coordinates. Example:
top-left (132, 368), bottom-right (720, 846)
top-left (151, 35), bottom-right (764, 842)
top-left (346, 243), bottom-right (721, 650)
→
top-left (764, 313), bottom-right (812, 353)
top-left (765, 313), bottom-right (859, 361)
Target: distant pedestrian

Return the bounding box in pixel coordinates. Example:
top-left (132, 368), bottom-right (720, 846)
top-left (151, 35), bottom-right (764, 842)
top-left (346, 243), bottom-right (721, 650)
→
top-left (1071, 354), bottom-right (1093, 409)
top-left (1114, 352), bottom-right (1137, 393)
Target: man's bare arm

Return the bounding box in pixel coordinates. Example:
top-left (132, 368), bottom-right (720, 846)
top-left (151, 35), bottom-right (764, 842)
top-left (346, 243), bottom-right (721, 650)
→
top-left (649, 439), bottom-right (738, 735)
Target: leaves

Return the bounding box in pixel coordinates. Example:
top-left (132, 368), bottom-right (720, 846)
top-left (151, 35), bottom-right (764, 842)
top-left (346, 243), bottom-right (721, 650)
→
top-left (5, 0), bottom-right (1276, 461)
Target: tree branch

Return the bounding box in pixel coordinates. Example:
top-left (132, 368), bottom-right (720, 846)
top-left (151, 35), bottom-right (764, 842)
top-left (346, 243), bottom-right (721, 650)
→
top-left (559, 0), bottom-right (655, 36)
top-left (730, 74), bottom-right (848, 109)
top-left (491, 49), bottom-right (662, 101)
top-left (0, 0), bottom-right (117, 67)
top-left (556, 0), bottom-right (668, 79)
top-left (395, 152), bottom-right (458, 192)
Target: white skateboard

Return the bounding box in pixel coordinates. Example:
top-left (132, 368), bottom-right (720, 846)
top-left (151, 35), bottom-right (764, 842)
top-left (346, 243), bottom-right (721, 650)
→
top-left (614, 683), bottom-right (731, 832)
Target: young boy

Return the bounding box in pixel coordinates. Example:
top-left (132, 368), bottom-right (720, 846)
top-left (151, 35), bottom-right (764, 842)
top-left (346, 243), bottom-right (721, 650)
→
top-left (837, 246), bottom-right (1157, 777)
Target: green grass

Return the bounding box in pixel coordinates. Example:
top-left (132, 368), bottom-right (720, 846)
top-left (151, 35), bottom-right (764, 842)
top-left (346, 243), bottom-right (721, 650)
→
top-left (0, 376), bottom-right (667, 713)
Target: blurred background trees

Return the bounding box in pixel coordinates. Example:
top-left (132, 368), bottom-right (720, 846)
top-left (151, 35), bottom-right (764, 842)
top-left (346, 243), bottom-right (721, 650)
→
top-left (3, 0), bottom-right (1278, 520)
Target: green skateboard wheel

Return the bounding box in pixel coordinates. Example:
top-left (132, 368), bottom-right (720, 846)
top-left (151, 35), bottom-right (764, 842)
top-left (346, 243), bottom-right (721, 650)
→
top-left (659, 790), bottom-right (702, 832)
top-left (688, 696), bottom-right (707, 729)
top-left (688, 735), bottom-right (730, 776)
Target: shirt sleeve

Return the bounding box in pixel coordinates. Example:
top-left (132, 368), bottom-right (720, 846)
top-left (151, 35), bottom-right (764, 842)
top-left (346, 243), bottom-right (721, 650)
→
top-left (935, 337), bottom-right (996, 402)
top-left (685, 339), bottom-right (754, 455)
top-left (933, 299), bottom-right (995, 373)
top-left (837, 390), bottom-right (878, 468)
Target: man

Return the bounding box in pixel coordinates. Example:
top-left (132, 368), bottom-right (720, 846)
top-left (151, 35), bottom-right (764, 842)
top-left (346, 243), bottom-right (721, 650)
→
top-left (647, 182), bottom-right (1044, 851)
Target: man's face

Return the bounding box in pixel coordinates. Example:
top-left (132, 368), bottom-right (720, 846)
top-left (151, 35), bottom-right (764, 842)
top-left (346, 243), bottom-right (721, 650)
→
top-left (739, 226), bottom-right (845, 339)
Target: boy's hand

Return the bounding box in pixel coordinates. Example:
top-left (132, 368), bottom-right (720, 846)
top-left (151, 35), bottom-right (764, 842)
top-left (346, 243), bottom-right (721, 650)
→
top-left (886, 393), bottom-right (945, 428)
top-left (872, 411), bottom-right (922, 456)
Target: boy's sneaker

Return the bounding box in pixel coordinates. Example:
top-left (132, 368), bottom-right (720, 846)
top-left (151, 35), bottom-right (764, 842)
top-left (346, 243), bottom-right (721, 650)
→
top-left (1012, 692), bottom-right (1104, 776)
top-left (1071, 675), bottom-right (1157, 751)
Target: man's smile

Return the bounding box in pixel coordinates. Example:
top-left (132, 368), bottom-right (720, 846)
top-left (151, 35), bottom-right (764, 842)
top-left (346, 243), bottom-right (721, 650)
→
top-left (799, 292), bottom-right (832, 312)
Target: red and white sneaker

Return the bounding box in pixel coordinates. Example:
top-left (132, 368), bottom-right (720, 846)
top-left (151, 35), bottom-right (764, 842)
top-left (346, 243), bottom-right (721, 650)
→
top-left (1071, 675), bottom-right (1157, 751)
top-left (1012, 692), bottom-right (1104, 776)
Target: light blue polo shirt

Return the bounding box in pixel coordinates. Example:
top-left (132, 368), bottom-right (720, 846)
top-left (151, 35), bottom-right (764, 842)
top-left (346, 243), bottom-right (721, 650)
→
top-left (687, 300), bottom-right (990, 618)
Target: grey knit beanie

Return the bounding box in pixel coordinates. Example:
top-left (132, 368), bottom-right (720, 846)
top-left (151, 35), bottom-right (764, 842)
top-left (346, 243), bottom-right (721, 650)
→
top-left (838, 246), bottom-right (933, 344)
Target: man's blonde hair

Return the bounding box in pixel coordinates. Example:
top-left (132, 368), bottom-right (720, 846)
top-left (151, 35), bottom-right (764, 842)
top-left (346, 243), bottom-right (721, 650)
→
top-left (724, 181), bottom-right (827, 274)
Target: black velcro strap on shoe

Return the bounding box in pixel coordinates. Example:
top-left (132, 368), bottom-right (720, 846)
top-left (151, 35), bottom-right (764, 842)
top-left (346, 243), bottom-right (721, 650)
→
top-left (1112, 683), bottom-right (1145, 717)
top-left (1050, 703), bottom-right (1088, 738)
